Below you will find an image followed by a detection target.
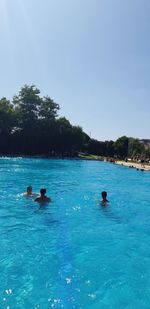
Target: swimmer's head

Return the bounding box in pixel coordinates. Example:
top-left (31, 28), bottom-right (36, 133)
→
top-left (27, 186), bottom-right (32, 194)
top-left (102, 191), bottom-right (107, 199)
top-left (40, 188), bottom-right (46, 196)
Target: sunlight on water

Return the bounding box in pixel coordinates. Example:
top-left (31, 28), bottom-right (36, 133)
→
top-left (0, 158), bottom-right (150, 308)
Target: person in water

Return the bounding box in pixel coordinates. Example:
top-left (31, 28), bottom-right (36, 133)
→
top-left (35, 188), bottom-right (51, 203)
top-left (100, 191), bottom-right (109, 205)
top-left (23, 186), bottom-right (36, 197)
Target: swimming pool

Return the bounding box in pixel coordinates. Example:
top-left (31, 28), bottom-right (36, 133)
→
top-left (0, 158), bottom-right (150, 308)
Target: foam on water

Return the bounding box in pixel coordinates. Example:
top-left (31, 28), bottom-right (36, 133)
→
top-left (0, 158), bottom-right (150, 308)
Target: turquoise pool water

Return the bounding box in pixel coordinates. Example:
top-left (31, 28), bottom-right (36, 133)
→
top-left (0, 158), bottom-right (150, 308)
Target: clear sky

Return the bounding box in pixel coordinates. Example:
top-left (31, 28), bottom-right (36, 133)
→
top-left (0, 0), bottom-right (150, 141)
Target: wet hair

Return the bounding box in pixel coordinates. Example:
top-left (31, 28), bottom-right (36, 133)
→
top-left (102, 191), bottom-right (107, 198)
top-left (40, 188), bottom-right (46, 195)
top-left (27, 186), bottom-right (32, 192)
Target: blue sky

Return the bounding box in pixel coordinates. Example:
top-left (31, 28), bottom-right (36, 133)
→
top-left (0, 0), bottom-right (150, 141)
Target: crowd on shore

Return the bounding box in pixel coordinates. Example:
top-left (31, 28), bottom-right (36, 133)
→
top-left (106, 157), bottom-right (150, 171)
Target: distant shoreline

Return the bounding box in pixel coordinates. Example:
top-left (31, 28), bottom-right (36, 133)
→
top-left (0, 155), bottom-right (101, 161)
top-left (0, 155), bottom-right (150, 171)
top-left (116, 160), bottom-right (150, 171)
top-left (0, 153), bottom-right (104, 161)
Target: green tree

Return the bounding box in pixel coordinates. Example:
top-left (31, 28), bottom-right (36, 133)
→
top-left (114, 136), bottom-right (129, 158)
top-left (105, 140), bottom-right (115, 157)
top-left (12, 85), bottom-right (42, 154)
top-left (0, 98), bottom-right (16, 153)
top-left (56, 117), bottom-right (73, 153)
top-left (71, 125), bottom-right (89, 152)
top-left (86, 139), bottom-right (106, 155)
top-left (13, 84), bottom-right (41, 124)
top-left (39, 96), bottom-right (59, 119)
top-left (145, 147), bottom-right (150, 158)
top-left (0, 98), bottom-right (14, 134)
top-left (128, 138), bottom-right (144, 157)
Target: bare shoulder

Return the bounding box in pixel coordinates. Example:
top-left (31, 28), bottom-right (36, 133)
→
top-left (34, 197), bottom-right (40, 202)
top-left (46, 197), bottom-right (51, 202)
top-left (100, 201), bottom-right (109, 206)
top-left (23, 193), bottom-right (28, 196)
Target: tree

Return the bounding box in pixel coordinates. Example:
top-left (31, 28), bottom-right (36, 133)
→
top-left (1, 84), bottom-right (148, 158)
top-left (0, 98), bottom-right (16, 153)
top-left (12, 85), bottom-right (41, 154)
top-left (71, 125), bottom-right (89, 152)
top-left (56, 117), bottom-right (73, 153)
top-left (86, 139), bottom-right (106, 155)
top-left (128, 138), bottom-right (144, 158)
top-left (39, 96), bottom-right (60, 119)
top-left (105, 140), bottom-right (115, 157)
top-left (0, 98), bottom-right (14, 134)
top-left (114, 136), bottom-right (129, 158)
top-left (13, 85), bottom-right (41, 124)
top-left (145, 147), bottom-right (150, 159)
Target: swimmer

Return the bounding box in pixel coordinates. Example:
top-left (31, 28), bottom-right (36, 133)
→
top-left (34, 188), bottom-right (51, 203)
top-left (100, 191), bottom-right (109, 206)
top-left (23, 186), bottom-right (37, 197)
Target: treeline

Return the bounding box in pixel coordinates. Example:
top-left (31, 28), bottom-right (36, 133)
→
top-left (0, 85), bottom-right (149, 158)
top-left (0, 85), bottom-right (89, 155)
top-left (87, 136), bottom-right (150, 159)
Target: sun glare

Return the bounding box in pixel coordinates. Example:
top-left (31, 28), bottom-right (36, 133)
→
top-left (0, 0), bottom-right (12, 50)
top-left (16, 0), bottom-right (40, 52)
top-left (1, 0), bottom-right (8, 24)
